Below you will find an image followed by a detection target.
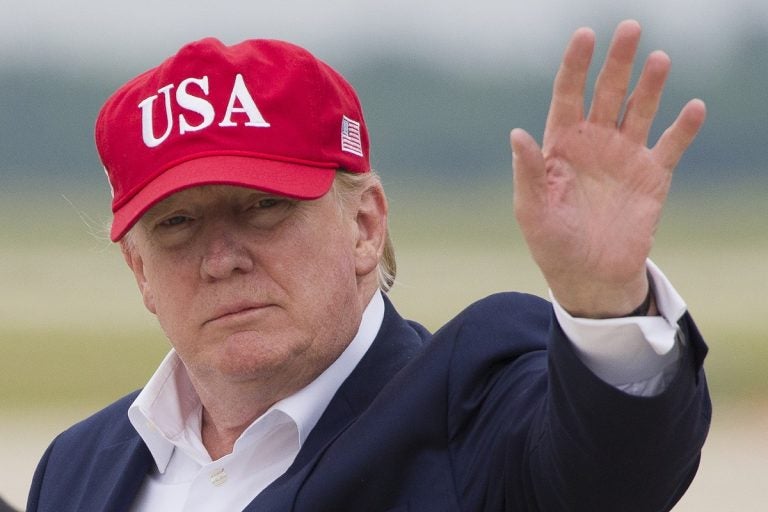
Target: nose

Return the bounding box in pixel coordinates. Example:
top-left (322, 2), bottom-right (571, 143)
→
top-left (200, 227), bottom-right (254, 281)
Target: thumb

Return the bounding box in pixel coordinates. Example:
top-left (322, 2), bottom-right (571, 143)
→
top-left (510, 128), bottom-right (546, 218)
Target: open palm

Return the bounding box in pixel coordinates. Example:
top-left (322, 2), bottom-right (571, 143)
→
top-left (511, 20), bottom-right (706, 317)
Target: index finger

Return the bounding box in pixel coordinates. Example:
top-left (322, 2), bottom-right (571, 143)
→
top-left (545, 27), bottom-right (596, 132)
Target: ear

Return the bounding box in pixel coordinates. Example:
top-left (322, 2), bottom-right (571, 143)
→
top-left (354, 183), bottom-right (388, 279)
top-left (120, 240), bottom-right (157, 315)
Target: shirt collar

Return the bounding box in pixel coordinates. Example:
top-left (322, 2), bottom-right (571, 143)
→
top-left (129, 290), bottom-right (385, 473)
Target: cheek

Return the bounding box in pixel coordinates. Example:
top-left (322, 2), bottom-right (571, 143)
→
top-left (290, 235), bottom-right (360, 328)
top-left (302, 228), bottom-right (357, 285)
top-left (144, 256), bottom-right (199, 334)
top-left (278, 217), bottom-right (356, 280)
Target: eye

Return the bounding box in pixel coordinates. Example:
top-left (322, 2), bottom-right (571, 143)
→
top-left (246, 196), bottom-right (295, 212)
top-left (243, 196), bottom-right (295, 228)
top-left (256, 197), bottom-right (279, 208)
top-left (249, 197), bottom-right (289, 210)
top-left (158, 215), bottom-right (192, 228)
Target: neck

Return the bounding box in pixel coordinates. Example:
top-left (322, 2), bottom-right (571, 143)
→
top-left (200, 405), bottom-right (259, 460)
top-left (189, 366), bottom-right (318, 460)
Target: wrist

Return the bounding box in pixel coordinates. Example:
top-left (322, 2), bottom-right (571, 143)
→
top-left (550, 270), bottom-right (655, 319)
top-left (620, 270), bottom-right (655, 317)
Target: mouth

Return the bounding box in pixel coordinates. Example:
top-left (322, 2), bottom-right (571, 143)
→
top-left (204, 303), bottom-right (273, 326)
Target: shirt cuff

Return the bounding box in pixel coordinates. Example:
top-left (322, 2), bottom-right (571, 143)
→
top-left (550, 260), bottom-right (686, 392)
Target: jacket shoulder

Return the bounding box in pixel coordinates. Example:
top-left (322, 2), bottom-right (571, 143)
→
top-left (55, 390), bottom-right (141, 448)
top-left (28, 391), bottom-right (146, 511)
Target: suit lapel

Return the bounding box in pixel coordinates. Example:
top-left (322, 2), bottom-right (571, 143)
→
top-left (244, 296), bottom-right (428, 511)
top-left (79, 435), bottom-right (153, 512)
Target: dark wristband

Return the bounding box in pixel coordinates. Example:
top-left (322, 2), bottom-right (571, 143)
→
top-left (622, 271), bottom-right (654, 317)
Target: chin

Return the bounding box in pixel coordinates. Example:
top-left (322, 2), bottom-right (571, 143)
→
top-left (214, 330), bottom-right (309, 378)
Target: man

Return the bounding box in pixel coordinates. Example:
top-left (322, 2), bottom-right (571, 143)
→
top-left (28, 19), bottom-right (710, 511)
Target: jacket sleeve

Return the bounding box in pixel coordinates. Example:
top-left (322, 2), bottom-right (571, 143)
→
top-left (528, 311), bottom-right (710, 511)
top-left (445, 293), bottom-right (711, 512)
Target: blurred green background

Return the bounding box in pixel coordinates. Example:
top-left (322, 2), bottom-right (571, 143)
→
top-left (1, 0), bottom-right (766, 510)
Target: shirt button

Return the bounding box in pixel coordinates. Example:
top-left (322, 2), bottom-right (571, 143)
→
top-left (210, 468), bottom-right (228, 487)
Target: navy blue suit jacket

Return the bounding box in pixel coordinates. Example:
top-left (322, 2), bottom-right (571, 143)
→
top-left (28, 293), bottom-right (710, 511)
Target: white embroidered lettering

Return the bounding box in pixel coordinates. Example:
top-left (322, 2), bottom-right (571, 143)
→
top-left (218, 74), bottom-right (271, 127)
top-left (177, 76), bottom-right (215, 134)
top-left (138, 74), bottom-right (270, 148)
top-left (138, 84), bottom-right (175, 148)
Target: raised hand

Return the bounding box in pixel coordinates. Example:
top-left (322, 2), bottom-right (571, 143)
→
top-left (511, 20), bottom-right (706, 318)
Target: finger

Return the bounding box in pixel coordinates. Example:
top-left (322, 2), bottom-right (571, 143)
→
top-left (587, 19), bottom-right (642, 125)
top-left (511, 128), bottom-right (546, 220)
top-left (545, 27), bottom-right (595, 132)
top-left (652, 99), bottom-right (707, 170)
top-left (620, 51), bottom-right (671, 144)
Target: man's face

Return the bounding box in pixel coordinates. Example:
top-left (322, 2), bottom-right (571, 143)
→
top-left (124, 183), bottom-right (381, 392)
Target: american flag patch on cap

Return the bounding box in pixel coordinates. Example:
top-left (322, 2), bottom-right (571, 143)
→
top-left (341, 115), bottom-right (363, 157)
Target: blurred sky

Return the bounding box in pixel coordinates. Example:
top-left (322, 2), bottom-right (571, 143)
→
top-left (2, 0), bottom-right (767, 75)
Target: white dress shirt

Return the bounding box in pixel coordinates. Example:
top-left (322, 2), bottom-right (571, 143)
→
top-left (128, 260), bottom-right (685, 510)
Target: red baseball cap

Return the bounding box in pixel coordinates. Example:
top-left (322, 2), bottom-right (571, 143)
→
top-left (96, 38), bottom-right (370, 241)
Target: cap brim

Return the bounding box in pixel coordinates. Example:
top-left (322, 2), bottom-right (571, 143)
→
top-left (110, 155), bottom-right (336, 241)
